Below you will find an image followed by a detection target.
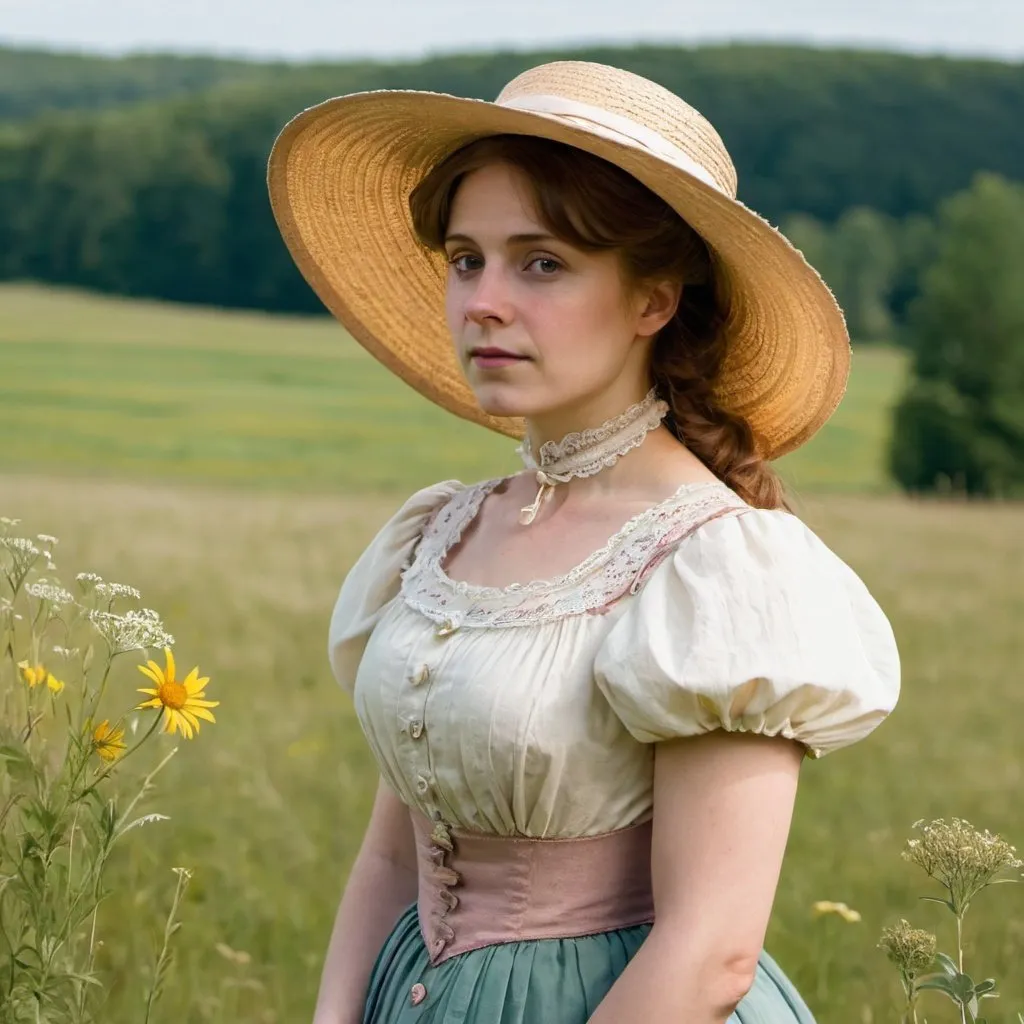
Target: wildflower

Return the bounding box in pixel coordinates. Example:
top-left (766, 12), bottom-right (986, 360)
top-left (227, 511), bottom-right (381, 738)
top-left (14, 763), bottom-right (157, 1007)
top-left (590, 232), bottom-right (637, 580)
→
top-left (903, 817), bottom-right (1023, 912)
top-left (95, 581), bottom-right (142, 601)
top-left (0, 536), bottom-right (41, 575)
top-left (18, 660), bottom-right (65, 694)
top-left (89, 607), bottom-right (174, 654)
top-left (25, 582), bottom-right (76, 606)
top-left (812, 900), bottom-right (862, 923)
top-left (92, 720), bottom-right (127, 762)
top-left (76, 572), bottom-right (104, 590)
top-left (878, 919), bottom-right (937, 979)
top-left (36, 533), bottom-right (58, 546)
top-left (135, 647), bottom-right (218, 739)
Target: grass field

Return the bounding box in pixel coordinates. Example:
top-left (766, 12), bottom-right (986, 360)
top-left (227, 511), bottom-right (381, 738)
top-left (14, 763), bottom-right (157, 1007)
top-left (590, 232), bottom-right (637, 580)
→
top-left (0, 283), bottom-right (907, 496)
top-left (2, 284), bottom-right (1023, 1023)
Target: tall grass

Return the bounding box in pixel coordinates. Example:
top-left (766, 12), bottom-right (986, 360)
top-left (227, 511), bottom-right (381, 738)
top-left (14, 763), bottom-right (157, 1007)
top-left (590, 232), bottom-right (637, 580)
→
top-left (1, 473), bottom-right (1022, 1023)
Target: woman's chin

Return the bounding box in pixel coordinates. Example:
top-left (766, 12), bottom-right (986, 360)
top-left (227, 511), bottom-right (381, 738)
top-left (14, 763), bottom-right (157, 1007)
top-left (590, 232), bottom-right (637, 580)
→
top-left (471, 384), bottom-right (538, 419)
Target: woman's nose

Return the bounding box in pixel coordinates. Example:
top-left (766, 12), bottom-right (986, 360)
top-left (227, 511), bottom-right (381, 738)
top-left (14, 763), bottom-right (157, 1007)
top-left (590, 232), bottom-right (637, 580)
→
top-left (464, 266), bottom-right (513, 326)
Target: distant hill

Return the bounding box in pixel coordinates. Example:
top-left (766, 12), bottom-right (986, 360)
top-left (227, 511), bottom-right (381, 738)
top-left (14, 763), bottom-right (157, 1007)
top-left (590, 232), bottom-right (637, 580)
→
top-left (0, 47), bottom-right (284, 120)
top-left (0, 43), bottom-right (1021, 312)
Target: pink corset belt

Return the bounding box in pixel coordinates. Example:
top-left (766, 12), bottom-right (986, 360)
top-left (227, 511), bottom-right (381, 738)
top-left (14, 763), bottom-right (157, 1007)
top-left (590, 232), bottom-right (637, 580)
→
top-left (411, 811), bottom-right (656, 966)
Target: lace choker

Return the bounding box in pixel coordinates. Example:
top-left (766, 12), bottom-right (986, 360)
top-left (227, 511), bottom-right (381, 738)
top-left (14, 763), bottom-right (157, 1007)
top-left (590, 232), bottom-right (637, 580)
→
top-left (514, 388), bottom-right (670, 526)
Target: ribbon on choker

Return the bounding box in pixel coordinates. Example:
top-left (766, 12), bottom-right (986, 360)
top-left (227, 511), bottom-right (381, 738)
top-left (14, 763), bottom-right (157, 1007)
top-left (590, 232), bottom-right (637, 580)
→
top-left (519, 469), bottom-right (570, 526)
top-left (514, 389), bottom-right (669, 527)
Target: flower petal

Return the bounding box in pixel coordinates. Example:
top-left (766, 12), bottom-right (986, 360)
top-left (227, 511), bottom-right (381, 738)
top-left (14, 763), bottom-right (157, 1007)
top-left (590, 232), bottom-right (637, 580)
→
top-left (187, 705), bottom-right (216, 724)
top-left (138, 663), bottom-right (163, 685)
top-left (184, 673), bottom-right (211, 695)
top-left (187, 698), bottom-right (220, 708)
top-left (164, 647), bottom-right (176, 683)
top-left (136, 687), bottom-right (160, 697)
top-left (135, 698), bottom-right (163, 710)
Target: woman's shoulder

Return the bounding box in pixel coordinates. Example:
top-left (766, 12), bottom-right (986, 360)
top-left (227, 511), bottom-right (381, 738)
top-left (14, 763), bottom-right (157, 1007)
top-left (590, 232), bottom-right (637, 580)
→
top-left (595, 503), bottom-right (902, 758)
top-left (387, 478), bottom-right (472, 532)
top-left (673, 503), bottom-right (874, 591)
top-left (326, 478), bottom-right (470, 692)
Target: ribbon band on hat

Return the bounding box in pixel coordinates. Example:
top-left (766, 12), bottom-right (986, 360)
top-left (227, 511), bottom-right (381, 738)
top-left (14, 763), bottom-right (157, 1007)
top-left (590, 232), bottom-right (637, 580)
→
top-left (500, 94), bottom-right (724, 194)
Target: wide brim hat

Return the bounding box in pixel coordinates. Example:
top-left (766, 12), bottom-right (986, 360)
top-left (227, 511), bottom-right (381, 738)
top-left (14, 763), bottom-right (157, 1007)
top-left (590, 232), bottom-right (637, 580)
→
top-left (267, 60), bottom-right (849, 459)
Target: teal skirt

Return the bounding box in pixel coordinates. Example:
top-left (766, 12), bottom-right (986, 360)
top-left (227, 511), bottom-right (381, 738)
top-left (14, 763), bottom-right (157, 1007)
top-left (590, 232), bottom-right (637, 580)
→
top-left (363, 903), bottom-right (815, 1023)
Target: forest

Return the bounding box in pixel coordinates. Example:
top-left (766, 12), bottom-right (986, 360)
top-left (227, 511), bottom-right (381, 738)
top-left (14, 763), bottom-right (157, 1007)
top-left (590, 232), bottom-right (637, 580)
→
top-left (1, 43), bottom-right (1022, 318)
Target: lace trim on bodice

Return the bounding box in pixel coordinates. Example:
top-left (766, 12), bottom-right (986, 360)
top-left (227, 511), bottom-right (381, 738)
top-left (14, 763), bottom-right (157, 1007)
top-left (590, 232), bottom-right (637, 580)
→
top-left (400, 478), bottom-right (749, 628)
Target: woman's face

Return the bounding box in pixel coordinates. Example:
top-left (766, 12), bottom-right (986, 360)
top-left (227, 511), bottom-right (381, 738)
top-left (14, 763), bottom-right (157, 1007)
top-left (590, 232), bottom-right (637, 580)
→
top-left (443, 161), bottom-right (677, 426)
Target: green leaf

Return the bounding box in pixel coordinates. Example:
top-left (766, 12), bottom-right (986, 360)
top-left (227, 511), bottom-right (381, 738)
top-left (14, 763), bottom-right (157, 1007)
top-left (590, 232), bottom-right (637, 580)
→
top-left (918, 974), bottom-right (959, 1001)
top-left (919, 894), bottom-right (957, 912)
top-left (952, 973), bottom-right (976, 1003)
top-left (0, 743), bottom-right (38, 784)
top-left (935, 952), bottom-right (960, 976)
top-left (975, 979), bottom-right (998, 996)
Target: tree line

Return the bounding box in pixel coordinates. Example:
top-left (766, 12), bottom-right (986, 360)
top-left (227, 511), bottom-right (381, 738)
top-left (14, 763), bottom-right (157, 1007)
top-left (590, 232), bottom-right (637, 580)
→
top-left (0, 44), bottom-right (1022, 314)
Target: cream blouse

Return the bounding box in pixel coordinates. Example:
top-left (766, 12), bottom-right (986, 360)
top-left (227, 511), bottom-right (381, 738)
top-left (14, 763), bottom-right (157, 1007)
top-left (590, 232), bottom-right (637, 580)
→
top-left (328, 478), bottom-right (900, 839)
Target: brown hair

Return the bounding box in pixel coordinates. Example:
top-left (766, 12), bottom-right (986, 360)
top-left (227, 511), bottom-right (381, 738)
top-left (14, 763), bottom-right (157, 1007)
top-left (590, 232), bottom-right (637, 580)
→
top-left (409, 135), bottom-right (789, 511)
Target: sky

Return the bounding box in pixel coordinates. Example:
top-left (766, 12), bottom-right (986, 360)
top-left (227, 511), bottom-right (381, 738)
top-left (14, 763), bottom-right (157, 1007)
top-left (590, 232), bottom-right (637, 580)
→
top-left (1, 0), bottom-right (1023, 63)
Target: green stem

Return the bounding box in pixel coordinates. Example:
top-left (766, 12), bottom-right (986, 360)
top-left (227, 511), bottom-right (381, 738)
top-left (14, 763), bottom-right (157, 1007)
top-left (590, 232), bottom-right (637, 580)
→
top-left (143, 868), bottom-right (191, 1024)
top-left (955, 913), bottom-right (968, 1024)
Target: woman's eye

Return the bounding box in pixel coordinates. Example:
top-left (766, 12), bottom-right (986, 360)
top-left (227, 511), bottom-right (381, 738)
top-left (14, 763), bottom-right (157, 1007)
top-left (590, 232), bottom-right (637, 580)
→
top-left (449, 254), bottom-right (482, 274)
top-left (528, 257), bottom-right (562, 275)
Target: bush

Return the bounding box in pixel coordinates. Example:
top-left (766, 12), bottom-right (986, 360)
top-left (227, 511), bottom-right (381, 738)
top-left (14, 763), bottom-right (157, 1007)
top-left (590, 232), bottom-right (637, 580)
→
top-left (889, 174), bottom-right (1024, 496)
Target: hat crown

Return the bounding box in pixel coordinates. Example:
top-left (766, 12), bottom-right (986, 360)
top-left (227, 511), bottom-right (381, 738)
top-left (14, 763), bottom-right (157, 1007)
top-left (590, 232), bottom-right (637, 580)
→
top-left (495, 61), bottom-right (738, 199)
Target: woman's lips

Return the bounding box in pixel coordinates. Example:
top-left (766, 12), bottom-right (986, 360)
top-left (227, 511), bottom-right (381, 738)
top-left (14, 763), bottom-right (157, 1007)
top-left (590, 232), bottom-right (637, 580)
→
top-left (470, 349), bottom-right (528, 369)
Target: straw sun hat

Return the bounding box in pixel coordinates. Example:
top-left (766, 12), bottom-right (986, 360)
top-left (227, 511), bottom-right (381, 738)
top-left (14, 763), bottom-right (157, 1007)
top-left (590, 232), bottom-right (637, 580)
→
top-left (267, 60), bottom-right (849, 459)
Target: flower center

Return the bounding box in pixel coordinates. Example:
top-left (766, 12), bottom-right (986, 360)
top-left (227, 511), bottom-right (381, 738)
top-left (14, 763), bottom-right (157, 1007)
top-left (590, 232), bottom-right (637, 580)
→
top-left (158, 680), bottom-right (188, 710)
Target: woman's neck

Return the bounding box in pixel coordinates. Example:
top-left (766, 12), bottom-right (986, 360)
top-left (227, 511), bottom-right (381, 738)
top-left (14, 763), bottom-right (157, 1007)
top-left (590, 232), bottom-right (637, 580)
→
top-left (515, 387), bottom-right (675, 523)
top-left (522, 385), bottom-right (653, 454)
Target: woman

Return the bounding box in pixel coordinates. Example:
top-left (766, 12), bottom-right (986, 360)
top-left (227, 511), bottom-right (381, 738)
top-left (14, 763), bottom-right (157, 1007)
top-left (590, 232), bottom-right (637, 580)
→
top-left (268, 60), bottom-right (901, 1024)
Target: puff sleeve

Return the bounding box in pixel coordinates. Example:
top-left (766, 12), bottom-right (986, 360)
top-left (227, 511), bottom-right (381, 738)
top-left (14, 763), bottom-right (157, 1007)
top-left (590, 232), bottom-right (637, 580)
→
top-left (327, 480), bottom-right (463, 693)
top-left (593, 508), bottom-right (901, 758)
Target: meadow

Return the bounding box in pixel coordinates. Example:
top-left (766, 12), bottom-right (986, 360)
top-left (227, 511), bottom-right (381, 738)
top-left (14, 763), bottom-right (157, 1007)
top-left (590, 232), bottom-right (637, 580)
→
top-left (0, 284), bottom-right (905, 496)
top-left (1, 283), bottom-right (1023, 1023)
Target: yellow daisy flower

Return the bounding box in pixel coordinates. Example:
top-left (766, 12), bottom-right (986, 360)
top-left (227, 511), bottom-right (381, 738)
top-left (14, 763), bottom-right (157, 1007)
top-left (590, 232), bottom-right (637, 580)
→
top-left (18, 660), bottom-right (65, 694)
top-left (135, 647), bottom-right (218, 739)
top-left (92, 720), bottom-right (127, 762)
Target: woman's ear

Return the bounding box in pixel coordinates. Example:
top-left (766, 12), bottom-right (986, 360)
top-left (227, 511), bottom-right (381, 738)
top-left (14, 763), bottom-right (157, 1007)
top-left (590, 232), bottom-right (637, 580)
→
top-left (635, 279), bottom-right (683, 338)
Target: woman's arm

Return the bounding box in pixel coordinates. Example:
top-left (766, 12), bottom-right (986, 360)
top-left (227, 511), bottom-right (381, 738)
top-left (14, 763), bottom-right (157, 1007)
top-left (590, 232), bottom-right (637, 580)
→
top-left (587, 730), bottom-right (804, 1023)
top-left (312, 778), bottom-right (419, 1024)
